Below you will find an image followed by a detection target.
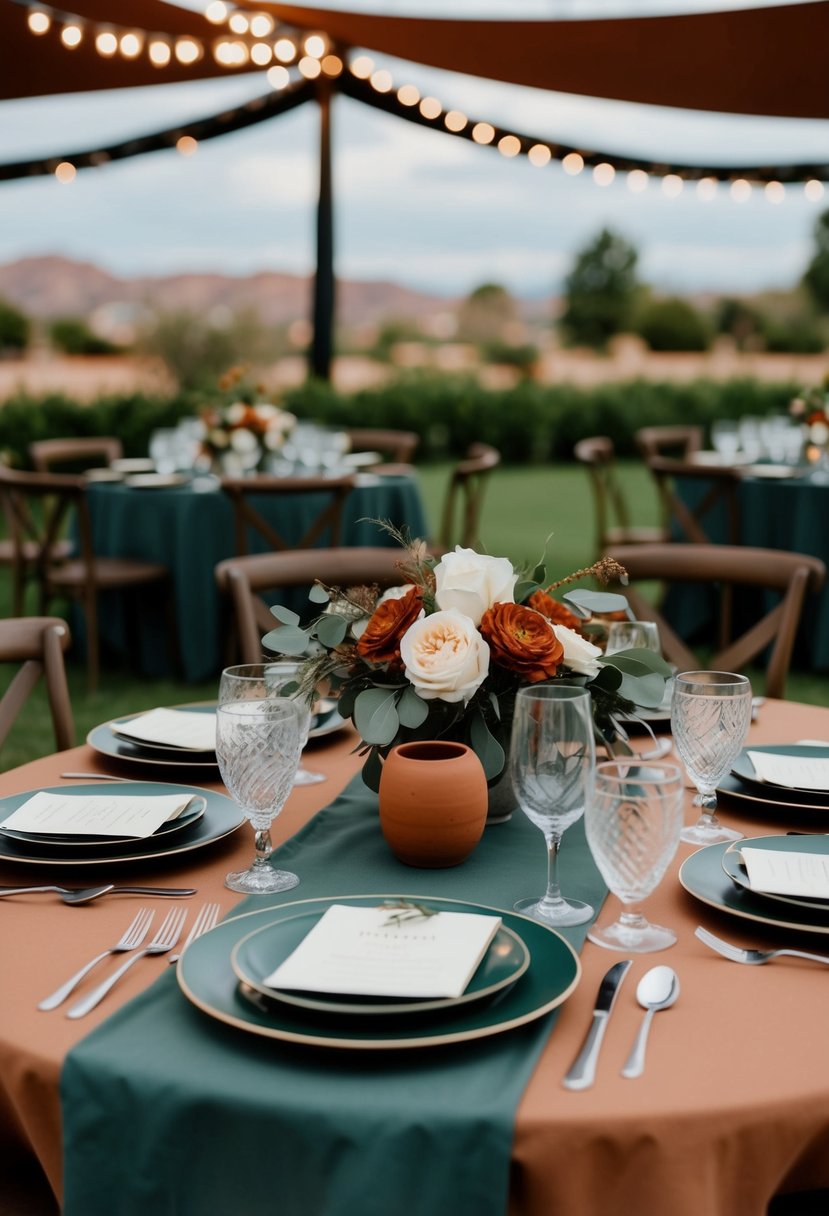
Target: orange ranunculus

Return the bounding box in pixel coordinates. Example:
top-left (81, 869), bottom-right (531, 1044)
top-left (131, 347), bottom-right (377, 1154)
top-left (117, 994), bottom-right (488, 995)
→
top-left (356, 586), bottom-right (425, 664)
top-left (479, 602), bottom-right (564, 682)
top-left (527, 590), bottom-right (585, 634)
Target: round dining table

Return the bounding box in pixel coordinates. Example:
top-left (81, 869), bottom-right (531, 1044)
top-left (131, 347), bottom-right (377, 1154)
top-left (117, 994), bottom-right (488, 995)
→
top-left (83, 470), bottom-right (429, 682)
top-left (1, 700), bottom-right (829, 1216)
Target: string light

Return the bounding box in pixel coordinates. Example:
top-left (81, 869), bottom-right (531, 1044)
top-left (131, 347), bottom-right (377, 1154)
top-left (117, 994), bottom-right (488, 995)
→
top-left (562, 152), bottom-right (584, 175)
top-left (350, 55), bottom-right (374, 78)
top-left (204, 2), bottom-right (228, 24)
top-left (119, 31), bottom-right (143, 59)
top-left (94, 29), bottom-right (117, 57)
top-left (696, 177), bottom-right (718, 200)
top-left (806, 179), bottom-right (825, 201)
top-left (250, 42), bottom-right (272, 66)
top-left (176, 135), bottom-right (198, 156)
top-left (370, 69), bottom-right (392, 92)
top-left (304, 34), bottom-right (327, 59)
top-left (593, 162), bottom-right (615, 186)
top-left (397, 84), bottom-right (420, 107)
top-left (321, 55), bottom-right (343, 77)
top-left (273, 38), bottom-right (296, 63)
top-left (148, 39), bottom-right (171, 66)
top-left (266, 65), bottom-right (290, 89)
top-left (227, 12), bottom-right (248, 34)
top-left (661, 173), bottom-right (683, 197)
top-left (55, 161), bottom-right (76, 182)
top-left (730, 178), bottom-right (752, 202)
top-left (175, 37), bottom-right (202, 64)
top-left (471, 122), bottom-right (495, 145)
top-left (444, 111), bottom-right (467, 133)
top-left (765, 180), bottom-right (785, 204)
top-left (498, 134), bottom-right (521, 157)
top-left (249, 13), bottom-right (274, 38)
top-left (627, 169), bottom-right (649, 192)
top-left (27, 9), bottom-right (51, 34)
top-left (298, 55), bottom-right (321, 79)
top-left (528, 144), bottom-right (551, 167)
top-left (419, 97), bottom-right (441, 120)
top-left (60, 22), bottom-right (82, 47)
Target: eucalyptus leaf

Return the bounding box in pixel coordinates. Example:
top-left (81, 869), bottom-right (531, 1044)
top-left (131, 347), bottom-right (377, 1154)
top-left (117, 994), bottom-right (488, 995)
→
top-left (589, 663), bottom-right (624, 691)
top-left (397, 685), bottom-right (430, 729)
top-left (308, 583), bottom-right (330, 604)
top-left (601, 647), bottom-right (673, 677)
top-left (353, 688), bottom-right (400, 746)
top-left (564, 589), bottom-right (632, 615)
top-left (261, 625), bottom-right (311, 656)
top-left (514, 579), bottom-right (540, 603)
top-left (618, 670), bottom-right (667, 709)
top-left (532, 561), bottom-right (547, 583)
top-left (601, 655), bottom-right (659, 678)
top-left (361, 747), bottom-right (383, 793)
top-left (269, 605), bottom-right (301, 626)
top-left (315, 614), bottom-right (349, 648)
top-left (469, 710), bottom-right (506, 780)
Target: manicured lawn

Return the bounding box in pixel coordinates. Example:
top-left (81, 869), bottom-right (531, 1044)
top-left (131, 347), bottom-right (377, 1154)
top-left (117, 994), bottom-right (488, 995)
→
top-left (1, 460), bottom-right (826, 770)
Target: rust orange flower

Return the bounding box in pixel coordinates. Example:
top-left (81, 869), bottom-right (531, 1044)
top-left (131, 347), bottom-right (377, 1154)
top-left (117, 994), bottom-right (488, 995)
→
top-left (357, 586), bottom-right (424, 664)
top-left (479, 602), bottom-right (564, 682)
top-left (527, 590), bottom-right (585, 634)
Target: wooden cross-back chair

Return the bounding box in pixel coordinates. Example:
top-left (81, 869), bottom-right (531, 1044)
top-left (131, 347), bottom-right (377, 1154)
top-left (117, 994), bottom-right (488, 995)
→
top-left (215, 547), bottom-right (409, 664)
top-left (641, 456), bottom-right (743, 547)
top-left (574, 436), bottom-right (668, 561)
top-left (0, 617), bottom-right (75, 753)
top-left (220, 474), bottom-right (357, 558)
top-left (0, 466), bottom-right (170, 690)
top-left (432, 443), bottom-right (501, 555)
top-left (634, 425), bottom-right (703, 463)
top-left (29, 436), bottom-right (123, 473)
top-left (345, 429), bottom-right (419, 465)
top-left (607, 543), bottom-right (826, 699)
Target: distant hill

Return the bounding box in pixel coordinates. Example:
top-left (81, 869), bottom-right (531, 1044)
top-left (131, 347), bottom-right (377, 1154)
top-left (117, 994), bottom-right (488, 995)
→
top-left (0, 255), bottom-right (460, 329)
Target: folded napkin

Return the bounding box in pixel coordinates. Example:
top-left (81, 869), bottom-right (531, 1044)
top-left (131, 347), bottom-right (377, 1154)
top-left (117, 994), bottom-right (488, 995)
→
top-left (266, 904), bottom-right (502, 999)
top-left (113, 708), bottom-right (216, 752)
top-left (747, 750), bottom-right (829, 792)
top-left (0, 790), bottom-right (199, 839)
top-left (741, 845), bottom-right (829, 900)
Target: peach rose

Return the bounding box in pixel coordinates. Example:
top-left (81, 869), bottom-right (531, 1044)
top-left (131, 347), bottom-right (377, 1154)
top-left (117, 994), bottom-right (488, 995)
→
top-left (527, 590), bottom-right (586, 635)
top-left (479, 602), bottom-right (564, 682)
top-left (399, 609), bottom-right (490, 703)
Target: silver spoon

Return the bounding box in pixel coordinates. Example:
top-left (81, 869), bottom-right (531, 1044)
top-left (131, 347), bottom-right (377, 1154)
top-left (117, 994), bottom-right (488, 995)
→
top-left (0, 884), bottom-right (196, 905)
top-left (620, 965), bottom-right (680, 1079)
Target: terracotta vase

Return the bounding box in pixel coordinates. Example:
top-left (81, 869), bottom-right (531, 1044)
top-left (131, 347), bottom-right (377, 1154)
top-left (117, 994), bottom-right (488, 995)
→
top-left (378, 741), bottom-right (488, 868)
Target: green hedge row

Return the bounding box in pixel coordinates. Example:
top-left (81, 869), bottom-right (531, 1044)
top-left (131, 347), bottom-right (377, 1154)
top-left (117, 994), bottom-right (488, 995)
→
top-left (0, 374), bottom-right (807, 468)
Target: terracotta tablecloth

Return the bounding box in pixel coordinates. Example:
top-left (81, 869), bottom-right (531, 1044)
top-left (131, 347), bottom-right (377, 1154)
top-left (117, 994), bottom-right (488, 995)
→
top-left (2, 702), bottom-right (829, 1215)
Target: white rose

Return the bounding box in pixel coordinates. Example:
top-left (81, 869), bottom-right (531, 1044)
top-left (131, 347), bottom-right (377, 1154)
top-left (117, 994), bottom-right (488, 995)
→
top-left (400, 609), bottom-right (490, 704)
top-left (230, 427), bottom-right (259, 453)
top-left (433, 547), bottom-right (516, 626)
top-left (227, 402), bottom-right (247, 424)
top-left (552, 624), bottom-right (603, 678)
top-left (377, 585), bottom-right (411, 605)
top-left (809, 420), bottom-right (829, 446)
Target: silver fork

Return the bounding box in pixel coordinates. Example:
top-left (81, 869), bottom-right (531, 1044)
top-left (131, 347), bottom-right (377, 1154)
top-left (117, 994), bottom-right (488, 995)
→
top-left (38, 908), bottom-right (155, 1011)
top-left (67, 906), bottom-right (188, 1019)
top-left (168, 902), bottom-right (220, 964)
top-left (695, 925), bottom-right (829, 967)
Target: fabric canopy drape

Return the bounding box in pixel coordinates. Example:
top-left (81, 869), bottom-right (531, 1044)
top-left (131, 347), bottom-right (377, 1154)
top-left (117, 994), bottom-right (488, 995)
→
top-left (2, 0), bottom-right (829, 119)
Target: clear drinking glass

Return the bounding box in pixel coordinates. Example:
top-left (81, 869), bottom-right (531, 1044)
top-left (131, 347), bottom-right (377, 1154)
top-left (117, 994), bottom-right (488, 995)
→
top-left (671, 670), bottom-right (752, 846)
top-left (219, 662), bottom-right (323, 786)
top-left (586, 760), bottom-right (685, 952)
top-left (510, 684), bottom-right (596, 927)
top-left (604, 620), bottom-right (661, 656)
top-left (215, 698), bottom-right (305, 894)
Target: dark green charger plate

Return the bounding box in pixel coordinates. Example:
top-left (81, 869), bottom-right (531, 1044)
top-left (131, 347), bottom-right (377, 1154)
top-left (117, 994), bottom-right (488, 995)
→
top-left (721, 834), bottom-right (829, 913)
top-left (0, 782), bottom-right (243, 867)
top-left (731, 744), bottom-right (829, 805)
top-left (679, 840), bottom-right (829, 935)
top-left (178, 894), bottom-right (581, 1050)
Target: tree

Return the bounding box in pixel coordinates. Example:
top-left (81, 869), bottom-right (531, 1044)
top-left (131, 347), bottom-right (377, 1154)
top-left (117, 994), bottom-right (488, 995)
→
top-left (559, 228), bottom-right (639, 350)
top-left (457, 282), bottom-right (519, 344)
top-left (635, 297), bottom-right (711, 351)
top-left (0, 298), bottom-right (30, 353)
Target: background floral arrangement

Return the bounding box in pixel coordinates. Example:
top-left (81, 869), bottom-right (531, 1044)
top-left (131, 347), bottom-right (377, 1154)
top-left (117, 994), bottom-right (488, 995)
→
top-left (200, 364), bottom-right (296, 471)
top-left (790, 375), bottom-right (829, 450)
top-left (263, 534), bottom-right (671, 790)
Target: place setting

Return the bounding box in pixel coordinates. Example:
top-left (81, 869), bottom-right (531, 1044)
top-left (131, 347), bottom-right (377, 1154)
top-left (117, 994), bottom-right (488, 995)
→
top-left (717, 741), bottom-right (829, 819)
top-left (0, 780), bottom-right (243, 868)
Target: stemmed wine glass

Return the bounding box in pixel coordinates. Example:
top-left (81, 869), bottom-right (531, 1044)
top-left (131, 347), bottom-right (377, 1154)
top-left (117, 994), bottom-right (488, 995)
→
top-left (604, 620), bottom-right (661, 656)
top-left (216, 697), bottom-right (305, 894)
top-left (219, 662), bottom-right (324, 786)
top-left (510, 684), bottom-right (596, 927)
top-left (671, 670), bottom-right (753, 846)
top-left (586, 760), bottom-right (685, 952)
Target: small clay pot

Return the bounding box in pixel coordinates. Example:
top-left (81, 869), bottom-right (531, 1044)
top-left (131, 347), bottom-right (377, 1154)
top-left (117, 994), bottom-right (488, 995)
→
top-left (378, 741), bottom-right (488, 868)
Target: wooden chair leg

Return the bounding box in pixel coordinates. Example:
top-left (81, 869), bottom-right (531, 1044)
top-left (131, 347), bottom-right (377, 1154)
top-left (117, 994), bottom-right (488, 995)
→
top-left (84, 589), bottom-right (99, 693)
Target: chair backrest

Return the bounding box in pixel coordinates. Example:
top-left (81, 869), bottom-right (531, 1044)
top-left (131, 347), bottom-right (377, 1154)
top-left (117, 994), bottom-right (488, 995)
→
top-left (437, 443), bottom-right (501, 552)
top-left (607, 543), bottom-right (826, 698)
top-left (30, 437), bottom-right (123, 473)
top-left (345, 429), bottom-right (419, 464)
top-left (0, 617), bottom-right (75, 752)
top-left (219, 474), bottom-right (357, 557)
top-left (574, 436), bottom-right (634, 557)
top-left (634, 425), bottom-right (703, 462)
top-left (215, 547), bottom-right (409, 664)
top-left (0, 465), bottom-right (89, 580)
top-left (644, 456), bottom-right (743, 545)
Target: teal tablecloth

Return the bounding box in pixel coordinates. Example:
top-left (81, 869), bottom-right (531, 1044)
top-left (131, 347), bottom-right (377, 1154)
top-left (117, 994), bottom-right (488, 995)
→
top-left (668, 471), bottom-right (829, 670)
top-left (61, 778), bottom-right (607, 1216)
top-left (84, 474), bottom-right (429, 682)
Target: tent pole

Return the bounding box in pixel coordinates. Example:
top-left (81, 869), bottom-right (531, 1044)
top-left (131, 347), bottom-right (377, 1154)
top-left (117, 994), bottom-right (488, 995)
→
top-left (310, 77), bottom-right (334, 381)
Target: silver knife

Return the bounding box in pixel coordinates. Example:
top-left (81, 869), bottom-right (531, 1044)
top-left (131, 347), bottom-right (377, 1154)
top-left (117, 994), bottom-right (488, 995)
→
top-left (562, 960), bottom-right (632, 1090)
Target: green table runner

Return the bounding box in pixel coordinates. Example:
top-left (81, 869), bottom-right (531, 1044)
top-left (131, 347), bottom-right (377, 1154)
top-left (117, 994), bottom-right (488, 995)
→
top-left (62, 779), bottom-right (606, 1216)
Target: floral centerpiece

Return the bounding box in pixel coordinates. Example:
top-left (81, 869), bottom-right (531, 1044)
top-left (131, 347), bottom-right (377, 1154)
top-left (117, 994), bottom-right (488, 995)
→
top-left (790, 376), bottom-right (829, 456)
top-left (261, 534), bottom-right (671, 791)
top-left (200, 365), bottom-right (296, 473)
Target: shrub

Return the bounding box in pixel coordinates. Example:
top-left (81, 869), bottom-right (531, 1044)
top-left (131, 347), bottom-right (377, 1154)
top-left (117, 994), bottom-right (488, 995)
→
top-left (634, 298), bottom-right (711, 352)
top-left (49, 317), bottom-right (120, 356)
top-left (0, 299), bottom-right (30, 353)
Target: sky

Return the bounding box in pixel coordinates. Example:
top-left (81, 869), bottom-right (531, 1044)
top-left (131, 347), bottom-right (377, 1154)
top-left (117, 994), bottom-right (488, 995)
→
top-left (1, 0), bottom-right (829, 301)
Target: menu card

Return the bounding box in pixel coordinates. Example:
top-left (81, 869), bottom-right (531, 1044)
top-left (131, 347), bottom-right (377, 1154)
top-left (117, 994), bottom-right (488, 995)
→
top-left (747, 750), bottom-right (829, 792)
top-left (741, 846), bottom-right (829, 899)
top-left (0, 791), bottom-right (200, 839)
top-left (265, 904), bottom-right (502, 999)
top-left (113, 708), bottom-right (217, 752)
